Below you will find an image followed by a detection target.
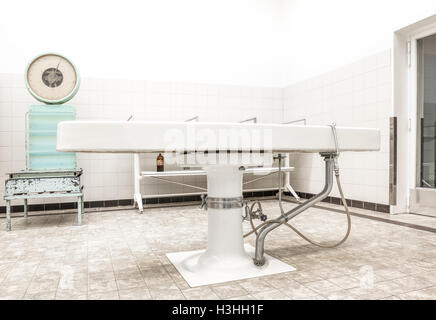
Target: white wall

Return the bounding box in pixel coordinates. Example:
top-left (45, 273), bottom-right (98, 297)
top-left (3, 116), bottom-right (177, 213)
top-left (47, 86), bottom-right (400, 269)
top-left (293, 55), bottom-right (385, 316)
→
top-left (0, 0), bottom-right (282, 87)
top-left (6, 0), bottom-right (436, 88)
top-left (3, 1), bottom-right (436, 210)
top-left (0, 74), bottom-right (283, 207)
top-left (0, 0), bottom-right (285, 208)
top-left (284, 50), bottom-right (392, 205)
top-left (280, 0), bottom-right (436, 85)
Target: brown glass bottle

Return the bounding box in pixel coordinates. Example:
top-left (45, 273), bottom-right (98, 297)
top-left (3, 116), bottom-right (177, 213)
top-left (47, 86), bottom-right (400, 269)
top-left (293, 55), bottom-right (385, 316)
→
top-left (157, 153), bottom-right (164, 172)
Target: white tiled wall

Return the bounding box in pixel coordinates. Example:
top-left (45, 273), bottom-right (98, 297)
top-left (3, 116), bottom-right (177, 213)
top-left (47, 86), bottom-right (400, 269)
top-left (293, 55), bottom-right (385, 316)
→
top-left (0, 74), bottom-right (283, 206)
top-left (0, 50), bottom-right (394, 208)
top-left (283, 50), bottom-right (392, 205)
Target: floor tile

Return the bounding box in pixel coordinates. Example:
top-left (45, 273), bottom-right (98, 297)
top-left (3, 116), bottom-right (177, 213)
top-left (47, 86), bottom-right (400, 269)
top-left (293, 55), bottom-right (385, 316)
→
top-left (211, 283), bottom-right (249, 299)
top-left (279, 284), bottom-right (319, 300)
top-left (182, 286), bottom-right (220, 300)
top-left (1, 201), bottom-right (436, 300)
top-left (88, 290), bottom-right (119, 300)
top-left (252, 289), bottom-right (290, 300)
top-left (237, 278), bottom-right (274, 294)
top-left (149, 288), bottom-right (185, 300)
top-left (326, 275), bottom-right (361, 289)
top-left (226, 294), bottom-right (256, 300)
top-left (119, 287), bottom-right (152, 300)
top-left (398, 286), bottom-right (436, 300)
top-left (303, 279), bottom-right (343, 295)
top-left (324, 289), bottom-right (357, 300)
top-left (88, 278), bottom-right (118, 294)
top-left (116, 277), bottom-right (146, 291)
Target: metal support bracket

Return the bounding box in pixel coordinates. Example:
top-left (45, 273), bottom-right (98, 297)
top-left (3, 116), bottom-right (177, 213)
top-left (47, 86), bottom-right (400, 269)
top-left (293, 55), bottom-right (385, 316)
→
top-left (200, 196), bottom-right (244, 210)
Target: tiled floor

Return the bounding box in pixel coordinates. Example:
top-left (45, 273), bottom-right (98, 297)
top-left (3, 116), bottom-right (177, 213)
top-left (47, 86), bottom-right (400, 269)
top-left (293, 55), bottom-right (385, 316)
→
top-left (1, 199), bottom-right (436, 300)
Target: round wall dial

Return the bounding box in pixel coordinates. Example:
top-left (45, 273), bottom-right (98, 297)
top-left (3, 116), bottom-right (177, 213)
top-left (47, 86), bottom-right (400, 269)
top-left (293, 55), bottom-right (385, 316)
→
top-left (25, 53), bottom-right (80, 104)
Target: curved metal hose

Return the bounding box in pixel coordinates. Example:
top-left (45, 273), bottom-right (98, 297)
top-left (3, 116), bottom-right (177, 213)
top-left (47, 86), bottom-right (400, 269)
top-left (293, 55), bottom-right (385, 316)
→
top-left (244, 152), bottom-right (351, 249)
top-left (282, 173), bottom-right (351, 248)
top-left (245, 123), bottom-right (351, 248)
top-left (249, 213), bottom-right (258, 236)
top-left (244, 173), bottom-right (351, 248)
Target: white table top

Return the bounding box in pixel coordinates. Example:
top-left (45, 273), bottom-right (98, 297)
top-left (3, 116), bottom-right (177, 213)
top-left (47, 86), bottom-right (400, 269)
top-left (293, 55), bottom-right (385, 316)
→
top-left (57, 121), bottom-right (380, 153)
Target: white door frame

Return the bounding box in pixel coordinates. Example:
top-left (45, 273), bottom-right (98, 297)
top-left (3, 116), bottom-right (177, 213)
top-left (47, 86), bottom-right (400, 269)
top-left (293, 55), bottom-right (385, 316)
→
top-left (393, 14), bottom-right (436, 214)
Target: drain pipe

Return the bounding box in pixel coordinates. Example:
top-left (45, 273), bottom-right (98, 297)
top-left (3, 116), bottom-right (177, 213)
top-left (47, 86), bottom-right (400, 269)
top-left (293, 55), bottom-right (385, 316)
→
top-left (253, 153), bottom-right (335, 266)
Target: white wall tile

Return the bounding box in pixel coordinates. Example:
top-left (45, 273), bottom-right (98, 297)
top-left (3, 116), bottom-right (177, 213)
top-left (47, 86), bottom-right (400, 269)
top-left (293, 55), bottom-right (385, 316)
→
top-left (0, 51), bottom-right (393, 208)
top-left (283, 50), bottom-right (392, 205)
top-left (0, 75), bottom-right (279, 206)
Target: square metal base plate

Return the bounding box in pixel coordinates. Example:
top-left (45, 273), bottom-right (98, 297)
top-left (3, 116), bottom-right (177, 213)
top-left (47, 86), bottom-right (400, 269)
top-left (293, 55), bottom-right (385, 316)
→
top-left (166, 244), bottom-right (295, 287)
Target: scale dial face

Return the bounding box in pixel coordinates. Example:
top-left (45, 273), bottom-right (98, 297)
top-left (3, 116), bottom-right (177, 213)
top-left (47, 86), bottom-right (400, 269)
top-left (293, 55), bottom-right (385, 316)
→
top-left (26, 53), bottom-right (79, 104)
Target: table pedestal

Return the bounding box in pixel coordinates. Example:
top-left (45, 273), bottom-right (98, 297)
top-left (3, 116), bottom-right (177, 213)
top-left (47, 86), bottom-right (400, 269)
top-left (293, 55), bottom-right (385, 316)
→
top-left (167, 165), bottom-right (295, 287)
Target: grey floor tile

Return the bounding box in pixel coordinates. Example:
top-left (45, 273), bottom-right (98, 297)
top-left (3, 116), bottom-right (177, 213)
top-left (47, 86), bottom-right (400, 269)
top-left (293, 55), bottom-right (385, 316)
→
top-left (278, 284), bottom-right (319, 300)
top-left (211, 283), bottom-right (249, 299)
top-left (252, 289), bottom-right (290, 300)
top-left (237, 278), bottom-right (274, 294)
top-left (88, 290), bottom-right (119, 300)
top-left (23, 291), bottom-right (56, 300)
top-left (182, 286), bottom-right (220, 300)
top-left (119, 287), bottom-right (152, 300)
top-left (326, 275), bottom-right (361, 289)
top-left (303, 279), bottom-right (343, 295)
top-left (150, 287), bottom-right (186, 300)
top-left (116, 277), bottom-right (146, 291)
top-left (398, 286), bottom-right (436, 300)
top-left (1, 201), bottom-right (436, 301)
top-left (226, 294), bottom-right (256, 300)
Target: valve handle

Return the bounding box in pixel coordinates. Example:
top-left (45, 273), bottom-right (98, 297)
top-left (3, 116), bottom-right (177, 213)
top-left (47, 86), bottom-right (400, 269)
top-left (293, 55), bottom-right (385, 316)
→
top-left (200, 195), bottom-right (207, 210)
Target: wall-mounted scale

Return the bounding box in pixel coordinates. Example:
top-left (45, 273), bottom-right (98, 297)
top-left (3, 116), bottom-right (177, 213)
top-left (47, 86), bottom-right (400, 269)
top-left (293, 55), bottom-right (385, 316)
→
top-left (4, 53), bottom-right (84, 231)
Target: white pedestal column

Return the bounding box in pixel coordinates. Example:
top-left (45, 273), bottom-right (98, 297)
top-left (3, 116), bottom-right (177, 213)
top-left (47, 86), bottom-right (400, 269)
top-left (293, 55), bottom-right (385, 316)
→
top-left (166, 165), bottom-right (295, 287)
top-left (197, 165), bottom-right (252, 271)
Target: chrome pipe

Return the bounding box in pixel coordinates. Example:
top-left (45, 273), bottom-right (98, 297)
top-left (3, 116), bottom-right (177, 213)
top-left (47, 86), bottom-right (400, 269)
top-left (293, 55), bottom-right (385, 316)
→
top-left (185, 116), bottom-right (199, 122)
top-left (282, 118), bottom-right (306, 125)
top-left (253, 154), bottom-right (335, 266)
top-left (239, 117), bottom-right (257, 123)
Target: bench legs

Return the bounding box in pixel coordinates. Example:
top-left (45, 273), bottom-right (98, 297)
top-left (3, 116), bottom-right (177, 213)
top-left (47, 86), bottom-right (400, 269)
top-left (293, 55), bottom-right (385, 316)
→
top-left (5, 196), bottom-right (85, 231)
top-left (133, 154), bottom-right (143, 214)
top-left (77, 195), bottom-right (83, 226)
top-left (24, 199), bottom-right (28, 218)
top-left (5, 199), bottom-right (27, 232)
top-left (134, 193), bottom-right (143, 214)
top-left (6, 200), bottom-right (11, 232)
